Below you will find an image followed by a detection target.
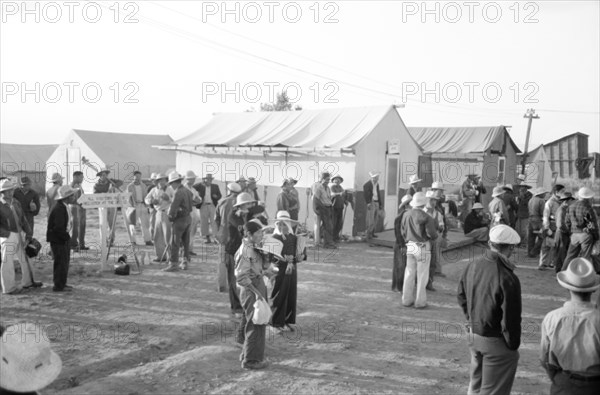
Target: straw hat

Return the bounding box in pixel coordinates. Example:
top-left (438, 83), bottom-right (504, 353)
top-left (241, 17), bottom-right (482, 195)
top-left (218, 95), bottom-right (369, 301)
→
top-left (258, 236), bottom-right (285, 261)
top-left (489, 225), bottom-right (520, 244)
top-left (533, 187), bottom-right (548, 197)
top-left (56, 185), bottom-right (76, 200)
top-left (517, 174), bottom-right (526, 182)
top-left (227, 182), bottom-right (242, 193)
top-left (408, 175), bottom-right (422, 184)
top-left (431, 181), bottom-right (444, 190)
top-left (399, 194), bottom-right (412, 208)
top-left (185, 170), bottom-right (197, 180)
top-left (167, 172), bottom-right (184, 184)
top-left (154, 173), bottom-right (168, 181)
top-left (234, 192), bottom-right (255, 207)
top-left (410, 192), bottom-right (427, 207)
top-left (0, 179), bottom-right (17, 192)
top-left (50, 172), bottom-right (64, 183)
top-left (331, 175), bottom-right (344, 183)
top-left (492, 186), bottom-right (506, 198)
top-left (503, 184), bottom-right (513, 192)
top-left (577, 187), bottom-right (595, 199)
top-left (273, 210), bottom-right (298, 232)
top-left (95, 169), bottom-right (110, 177)
top-left (472, 203), bottom-right (484, 210)
top-left (425, 190), bottom-right (439, 200)
top-left (150, 172), bottom-right (157, 180)
top-left (369, 171), bottom-right (380, 178)
top-left (0, 323), bottom-right (63, 392)
top-left (287, 177), bottom-right (298, 185)
top-left (557, 258), bottom-right (600, 292)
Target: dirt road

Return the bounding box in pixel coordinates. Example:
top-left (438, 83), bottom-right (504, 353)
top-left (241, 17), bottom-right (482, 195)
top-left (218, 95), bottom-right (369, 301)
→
top-left (1, 206), bottom-right (567, 394)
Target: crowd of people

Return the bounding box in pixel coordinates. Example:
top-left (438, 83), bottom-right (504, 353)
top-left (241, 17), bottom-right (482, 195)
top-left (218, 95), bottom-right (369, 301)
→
top-left (1, 167), bottom-right (599, 385)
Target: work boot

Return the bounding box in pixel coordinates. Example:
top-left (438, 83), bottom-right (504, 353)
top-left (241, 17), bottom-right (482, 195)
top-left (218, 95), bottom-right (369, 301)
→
top-left (162, 264), bottom-right (179, 272)
top-left (241, 360), bottom-right (268, 370)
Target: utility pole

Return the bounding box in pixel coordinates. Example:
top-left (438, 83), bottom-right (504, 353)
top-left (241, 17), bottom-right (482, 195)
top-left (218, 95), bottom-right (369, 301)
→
top-left (520, 108), bottom-right (540, 175)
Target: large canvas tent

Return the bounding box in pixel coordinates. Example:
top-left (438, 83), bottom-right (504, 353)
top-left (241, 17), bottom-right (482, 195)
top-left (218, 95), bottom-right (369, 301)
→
top-left (518, 144), bottom-right (554, 190)
top-left (158, 105), bottom-right (422, 234)
top-left (46, 129), bottom-right (176, 194)
top-left (1, 143), bottom-right (58, 194)
top-left (408, 126), bottom-right (521, 208)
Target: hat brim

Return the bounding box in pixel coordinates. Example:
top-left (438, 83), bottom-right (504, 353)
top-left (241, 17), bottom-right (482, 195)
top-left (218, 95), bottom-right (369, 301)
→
top-left (409, 179), bottom-right (422, 184)
top-left (234, 199), bottom-right (256, 207)
top-left (257, 248), bottom-right (284, 261)
top-left (57, 191), bottom-right (75, 200)
top-left (168, 176), bottom-right (184, 184)
top-left (410, 200), bottom-right (426, 207)
top-left (332, 177), bottom-right (344, 182)
top-left (492, 191), bottom-right (506, 197)
top-left (0, 186), bottom-right (16, 192)
top-left (96, 171), bottom-right (109, 176)
top-left (580, 192), bottom-right (595, 199)
top-left (556, 274), bottom-right (600, 293)
top-left (0, 349), bottom-right (62, 393)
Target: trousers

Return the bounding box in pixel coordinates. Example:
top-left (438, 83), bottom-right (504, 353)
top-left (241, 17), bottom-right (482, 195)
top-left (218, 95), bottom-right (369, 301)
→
top-left (238, 277), bottom-right (267, 363)
top-left (402, 241), bottom-right (431, 308)
top-left (170, 216), bottom-right (191, 264)
top-left (199, 204), bottom-right (217, 237)
top-left (563, 233), bottom-right (595, 269)
top-left (225, 253), bottom-right (242, 311)
top-left (365, 202), bottom-right (379, 237)
top-left (467, 334), bottom-right (519, 395)
top-left (1, 232), bottom-right (35, 293)
top-left (51, 242), bottom-right (71, 290)
top-left (153, 210), bottom-right (171, 261)
top-left (392, 243), bottom-right (406, 291)
top-left (69, 205), bottom-right (87, 248)
top-left (189, 207), bottom-right (201, 251)
top-left (130, 203), bottom-right (151, 243)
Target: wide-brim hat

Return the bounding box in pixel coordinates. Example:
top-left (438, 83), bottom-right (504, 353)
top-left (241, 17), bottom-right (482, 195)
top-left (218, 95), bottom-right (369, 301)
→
top-left (96, 169), bottom-right (110, 177)
top-left (50, 172), bottom-right (64, 183)
top-left (331, 175), bottom-right (344, 183)
top-left (399, 194), bottom-right (412, 208)
top-left (489, 224), bottom-right (521, 244)
top-left (503, 184), bottom-right (513, 192)
top-left (0, 179), bottom-right (17, 192)
top-left (234, 192), bottom-right (255, 207)
top-left (425, 190), bottom-right (438, 200)
top-left (185, 170), bottom-right (197, 180)
top-left (149, 173), bottom-right (157, 180)
top-left (0, 323), bottom-right (63, 392)
top-left (203, 173), bottom-right (214, 180)
top-left (410, 192), bottom-right (427, 207)
top-left (287, 177), bottom-right (298, 185)
top-left (517, 174), bottom-right (527, 182)
top-left (431, 181), bottom-right (444, 190)
top-left (517, 183), bottom-right (533, 189)
top-left (227, 182), bottom-right (242, 193)
top-left (258, 236), bottom-right (285, 261)
top-left (492, 186), bottom-right (506, 197)
top-left (557, 258), bottom-right (600, 292)
top-left (472, 203), bottom-right (484, 210)
top-left (273, 210), bottom-right (299, 231)
top-left (19, 176), bottom-right (32, 186)
top-left (154, 173), bottom-right (168, 181)
top-left (167, 172), bottom-right (184, 184)
top-left (559, 192), bottom-right (574, 201)
top-left (577, 187), bottom-right (594, 199)
top-left (408, 175), bottom-right (422, 184)
top-left (56, 185), bottom-right (76, 200)
top-left (533, 187), bottom-right (548, 196)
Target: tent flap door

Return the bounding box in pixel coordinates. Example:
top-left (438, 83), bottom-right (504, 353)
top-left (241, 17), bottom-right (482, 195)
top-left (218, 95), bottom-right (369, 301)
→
top-left (384, 154), bottom-right (399, 229)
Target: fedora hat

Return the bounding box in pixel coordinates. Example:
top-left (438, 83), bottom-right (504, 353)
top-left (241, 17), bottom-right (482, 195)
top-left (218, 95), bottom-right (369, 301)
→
top-left (50, 172), bottom-right (63, 183)
top-left (577, 187), bottom-right (594, 199)
top-left (431, 181), bottom-right (444, 190)
top-left (185, 170), bottom-right (197, 179)
top-left (154, 173), bottom-right (168, 181)
top-left (96, 169), bottom-right (110, 177)
top-left (472, 202), bottom-right (484, 210)
top-left (56, 185), bottom-right (76, 200)
top-left (408, 175), bottom-right (422, 184)
top-left (492, 186), bottom-right (506, 198)
top-left (19, 176), bottom-right (32, 186)
top-left (559, 191), bottom-right (574, 201)
top-left (227, 182), bottom-right (242, 193)
top-left (203, 173), bottom-right (214, 180)
top-left (410, 191), bottom-right (427, 207)
top-left (167, 172), bottom-right (184, 184)
top-left (489, 224), bottom-right (521, 244)
top-left (234, 192), bottom-right (255, 207)
top-left (331, 175), bottom-right (344, 183)
top-left (557, 258), bottom-right (600, 292)
top-left (287, 177), bottom-right (298, 185)
top-left (0, 322), bottom-right (63, 392)
top-left (503, 184), bottom-right (513, 192)
top-left (533, 187), bottom-right (548, 197)
top-left (0, 179), bottom-right (17, 192)
top-left (368, 171), bottom-right (380, 178)
top-left (258, 235), bottom-right (285, 261)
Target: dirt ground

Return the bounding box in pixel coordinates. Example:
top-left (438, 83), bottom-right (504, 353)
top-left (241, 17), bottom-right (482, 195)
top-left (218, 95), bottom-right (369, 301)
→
top-left (2, 204), bottom-right (577, 395)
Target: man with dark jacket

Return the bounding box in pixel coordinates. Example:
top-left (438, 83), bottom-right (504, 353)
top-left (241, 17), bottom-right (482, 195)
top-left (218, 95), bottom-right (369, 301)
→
top-left (563, 187), bottom-right (598, 267)
top-left (193, 173), bottom-right (222, 244)
top-left (392, 195), bottom-right (411, 292)
top-left (47, 185), bottom-right (77, 292)
top-left (13, 177), bottom-right (40, 233)
top-left (164, 172), bottom-right (194, 272)
top-left (363, 171), bottom-right (382, 239)
top-left (458, 224), bottom-right (522, 395)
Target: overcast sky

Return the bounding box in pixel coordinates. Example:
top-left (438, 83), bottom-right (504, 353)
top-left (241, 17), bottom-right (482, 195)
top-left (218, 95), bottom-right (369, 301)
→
top-left (1, 0), bottom-right (599, 152)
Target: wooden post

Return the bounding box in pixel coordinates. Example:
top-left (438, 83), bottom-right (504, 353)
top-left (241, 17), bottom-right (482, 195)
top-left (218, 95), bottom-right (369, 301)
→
top-left (99, 207), bottom-right (109, 271)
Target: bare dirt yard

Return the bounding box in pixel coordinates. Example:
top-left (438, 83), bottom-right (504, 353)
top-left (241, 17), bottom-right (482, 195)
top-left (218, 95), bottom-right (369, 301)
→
top-left (2, 204), bottom-right (573, 394)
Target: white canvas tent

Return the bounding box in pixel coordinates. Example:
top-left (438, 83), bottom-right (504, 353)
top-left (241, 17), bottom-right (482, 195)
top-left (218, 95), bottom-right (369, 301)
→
top-left (520, 144), bottom-right (554, 190)
top-left (158, 105), bottom-right (422, 234)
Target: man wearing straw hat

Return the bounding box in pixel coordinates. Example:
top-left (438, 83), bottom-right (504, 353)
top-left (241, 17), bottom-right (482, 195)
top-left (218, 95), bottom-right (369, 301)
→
top-left (488, 186), bottom-right (509, 228)
top-left (463, 203), bottom-right (490, 242)
top-left (127, 170), bottom-right (152, 246)
top-left (144, 173), bottom-right (171, 263)
top-left (425, 190), bottom-right (445, 290)
top-left (553, 191), bottom-right (575, 272)
top-left (563, 187), bottom-right (598, 268)
top-left (0, 179), bottom-right (42, 294)
top-left (13, 176), bottom-right (40, 233)
top-left (276, 178), bottom-right (300, 227)
top-left (215, 182), bottom-right (242, 293)
top-left (363, 171), bottom-right (382, 240)
top-left (392, 194), bottom-right (412, 292)
top-left (45, 172), bottom-right (63, 215)
top-left (164, 172), bottom-right (194, 272)
top-left (540, 257), bottom-right (600, 394)
top-left (94, 169), bottom-right (117, 246)
top-left (407, 174), bottom-right (422, 197)
top-left (0, 322), bottom-right (63, 394)
top-left (47, 185), bottom-right (78, 292)
top-left (458, 224), bottom-right (522, 395)
top-left (539, 184), bottom-right (565, 270)
top-left (69, 171), bottom-right (89, 252)
top-left (313, 172), bottom-right (336, 248)
top-left (528, 187), bottom-right (548, 258)
top-left (400, 192), bottom-right (438, 308)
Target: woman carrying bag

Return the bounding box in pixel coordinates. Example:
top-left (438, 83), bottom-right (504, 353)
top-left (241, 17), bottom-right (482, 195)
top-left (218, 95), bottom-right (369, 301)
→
top-left (234, 219), bottom-right (279, 370)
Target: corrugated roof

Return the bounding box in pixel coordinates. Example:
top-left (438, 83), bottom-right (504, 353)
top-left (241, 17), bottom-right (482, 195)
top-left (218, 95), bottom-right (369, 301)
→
top-left (74, 129), bottom-right (175, 168)
top-left (1, 143), bottom-right (58, 174)
top-left (407, 126), bottom-right (521, 154)
top-left (173, 106), bottom-right (402, 149)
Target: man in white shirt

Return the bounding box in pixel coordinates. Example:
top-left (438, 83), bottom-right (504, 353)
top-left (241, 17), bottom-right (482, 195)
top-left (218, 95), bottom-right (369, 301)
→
top-left (127, 171), bottom-right (152, 246)
top-left (184, 171), bottom-right (203, 255)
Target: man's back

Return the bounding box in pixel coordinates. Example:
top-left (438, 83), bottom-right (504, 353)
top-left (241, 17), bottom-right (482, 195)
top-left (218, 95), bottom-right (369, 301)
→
top-left (401, 208), bottom-right (438, 243)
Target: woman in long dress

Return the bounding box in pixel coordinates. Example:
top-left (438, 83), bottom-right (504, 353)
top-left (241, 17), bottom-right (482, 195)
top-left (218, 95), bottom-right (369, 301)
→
top-left (269, 211), bottom-right (307, 331)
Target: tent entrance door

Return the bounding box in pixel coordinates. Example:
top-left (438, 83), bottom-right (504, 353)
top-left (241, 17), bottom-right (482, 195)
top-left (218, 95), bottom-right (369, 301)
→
top-left (384, 154), bottom-right (400, 229)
